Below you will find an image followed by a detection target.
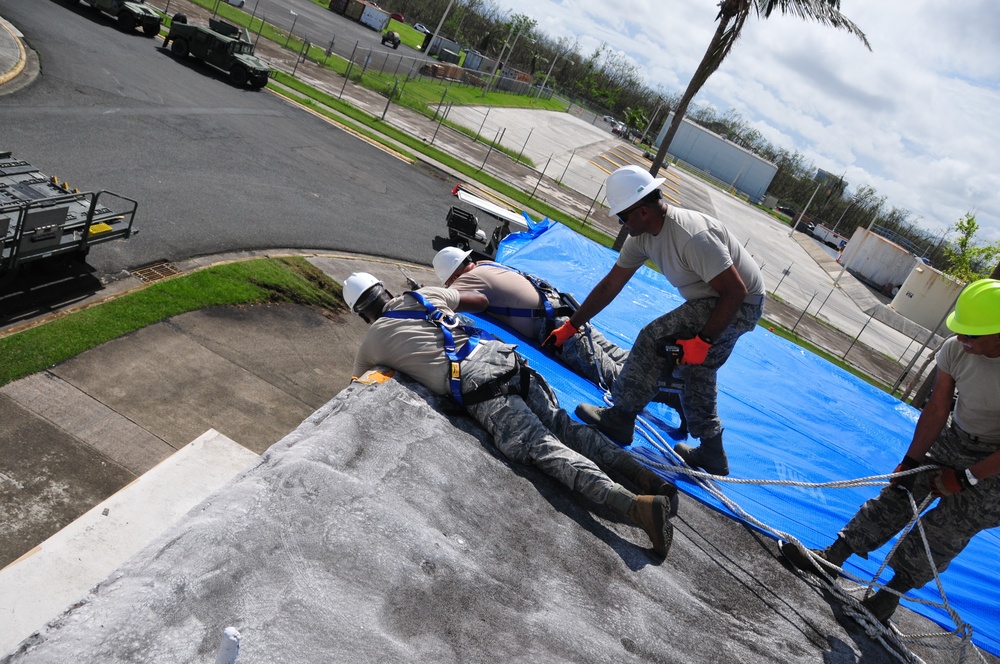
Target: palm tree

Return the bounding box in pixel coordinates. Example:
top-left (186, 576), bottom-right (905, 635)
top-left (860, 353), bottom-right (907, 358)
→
top-left (613, 0), bottom-right (870, 249)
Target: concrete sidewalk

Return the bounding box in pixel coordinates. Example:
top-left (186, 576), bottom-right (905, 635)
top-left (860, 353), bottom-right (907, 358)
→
top-left (0, 250), bottom-right (435, 572)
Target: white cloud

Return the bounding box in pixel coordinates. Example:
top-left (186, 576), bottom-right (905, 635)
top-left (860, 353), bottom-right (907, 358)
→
top-left (496, 0), bottom-right (1000, 245)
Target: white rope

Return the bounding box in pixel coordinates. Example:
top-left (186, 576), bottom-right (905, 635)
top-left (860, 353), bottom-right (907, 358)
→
top-left (593, 396), bottom-right (990, 663)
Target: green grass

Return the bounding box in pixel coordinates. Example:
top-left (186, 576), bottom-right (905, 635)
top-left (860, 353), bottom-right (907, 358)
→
top-left (0, 258), bottom-right (345, 387)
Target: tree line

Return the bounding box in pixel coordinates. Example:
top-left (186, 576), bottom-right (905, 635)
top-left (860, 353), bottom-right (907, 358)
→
top-left (385, 0), bottom-right (999, 280)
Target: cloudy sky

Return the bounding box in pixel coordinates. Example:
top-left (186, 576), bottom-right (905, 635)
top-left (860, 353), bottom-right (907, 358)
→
top-left (498, 0), bottom-right (1000, 244)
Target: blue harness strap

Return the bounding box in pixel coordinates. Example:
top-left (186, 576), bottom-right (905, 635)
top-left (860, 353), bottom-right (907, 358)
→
top-left (381, 291), bottom-right (488, 405)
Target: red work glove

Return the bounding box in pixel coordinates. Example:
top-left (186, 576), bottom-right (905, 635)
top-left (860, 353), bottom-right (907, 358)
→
top-left (928, 467), bottom-right (975, 498)
top-left (889, 455), bottom-right (922, 491)
top-left (677, 334), bottom-right (712, 365)
top-left (543, 321), bottom-right (578, 349)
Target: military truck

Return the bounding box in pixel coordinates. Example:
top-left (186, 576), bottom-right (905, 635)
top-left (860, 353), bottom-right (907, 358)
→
top-left (163, 16), bottom-right (271, 89)
top-left (0, 151), bottom-right (139, 283)
top-left (76, 0), bottom-right (162, 37)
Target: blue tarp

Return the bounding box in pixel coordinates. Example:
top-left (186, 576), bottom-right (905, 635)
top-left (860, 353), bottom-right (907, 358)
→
top-left (468, 220), bottom-right (1000, 657)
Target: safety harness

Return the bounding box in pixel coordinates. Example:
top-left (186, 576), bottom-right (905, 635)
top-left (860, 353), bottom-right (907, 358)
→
top-left (479, 262), bottom-right (578, 326)
top-left (380, 291), bottom-right (528, 407)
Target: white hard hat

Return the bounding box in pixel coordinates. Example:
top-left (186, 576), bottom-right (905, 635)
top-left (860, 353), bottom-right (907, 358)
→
top-left (344, 272), bottom-right (384, 312)
top-left (433, 246), bottom-right (473, 285)
top-left (605, 165), bottom-right (665, 216)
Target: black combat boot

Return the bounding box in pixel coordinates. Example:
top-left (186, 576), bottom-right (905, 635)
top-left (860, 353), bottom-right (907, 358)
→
top-left (779, 535), bottom-right (854, 577)
top-left (575, 403), bottom-right (636, 446)
top-left (862, 574), bottom-right (915, 624)
top-left (674, 430), bottom-right (729, 476)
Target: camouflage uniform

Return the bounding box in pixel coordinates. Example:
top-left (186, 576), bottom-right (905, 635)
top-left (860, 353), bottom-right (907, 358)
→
top-left (610, 298), bottom-right (763, 439)
top-left (839, 424), bottom-right (1000, 587)
top-left (462, 341), bottom-right (638, 504)
top-left (549, 318), bottom-right (628, 391)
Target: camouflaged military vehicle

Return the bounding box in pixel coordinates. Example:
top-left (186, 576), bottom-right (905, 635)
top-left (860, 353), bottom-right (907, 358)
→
top-left (163, 16), bottom-right (271, 89)
top-left (77, 0), bottom-right (162, 37)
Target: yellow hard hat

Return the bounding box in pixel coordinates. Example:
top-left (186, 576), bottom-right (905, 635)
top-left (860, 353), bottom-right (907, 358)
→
top-left (946, 278), bottom-right (1000, 336)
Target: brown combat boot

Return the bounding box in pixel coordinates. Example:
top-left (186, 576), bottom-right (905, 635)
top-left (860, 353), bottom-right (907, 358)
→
top-left (627, 495), bottom-right (674, 557)
top-left (610, 453), bottom-right (678, 517)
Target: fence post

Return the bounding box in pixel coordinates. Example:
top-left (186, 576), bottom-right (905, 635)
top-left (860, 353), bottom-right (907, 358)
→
top-left (773, 262), bottom-right (793, 294)
top-left (340, 41), bottom-right (359, 98)
top-left (791, 292), bottom-right (817, 333)
top-left (382, 79), bottom-right (399, 120)
top-left (516, 127), bottom-right (533, 164)
top-left (843, 310), bottom-right (876, 360)
top-left (583, 183), bottom-right (604, 227)
top-left (474, 106), bottom-right (491, 142)
top-left (430, 100), bottom-right (450, 145)
top-left (557, 149), bottom-right (576, 184)
top-left (479, 127), bottom-right (502, 171)
top-left (530, 155), bottom-right (552, 199)
top-left (292, 39), bottom-right (310, 77)
top-left (324, 35), bottom-right (335, 66)
top-left (433, 84), bottom-right (449, 121)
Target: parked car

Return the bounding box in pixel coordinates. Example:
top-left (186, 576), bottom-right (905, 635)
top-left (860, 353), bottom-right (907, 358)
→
top-left (390, 12), bottom-right (404, 22)
top-left (413, 23), bottom-right (430, 34)
top-left (223, 0), bottom-right (245, 6)
top-left (775, 205), bottom-right (796, 218)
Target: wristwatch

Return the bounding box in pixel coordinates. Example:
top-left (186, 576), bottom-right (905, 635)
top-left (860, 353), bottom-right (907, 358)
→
top-left (965, 468), bottom-right (979, 486)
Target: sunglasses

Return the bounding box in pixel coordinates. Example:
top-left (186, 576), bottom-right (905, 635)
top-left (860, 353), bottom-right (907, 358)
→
top-left (616, 203), bottom-right (642, 225)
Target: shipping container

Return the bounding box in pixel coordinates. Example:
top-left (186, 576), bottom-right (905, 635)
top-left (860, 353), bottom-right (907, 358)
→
top-left (359, 4), bottom-right (389, 32)
top-left (890, 264), bottom-right (965, 333)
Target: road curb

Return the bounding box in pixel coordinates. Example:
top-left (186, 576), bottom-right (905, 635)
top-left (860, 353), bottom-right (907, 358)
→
top-left (0, 17), bottom-right (26, 87)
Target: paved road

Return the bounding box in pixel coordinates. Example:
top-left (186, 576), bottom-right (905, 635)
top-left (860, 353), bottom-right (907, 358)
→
top-left (0, 0), bottom-right (456, 277)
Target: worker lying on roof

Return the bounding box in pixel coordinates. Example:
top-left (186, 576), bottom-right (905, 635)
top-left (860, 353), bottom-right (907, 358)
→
top-left (345, 272), bottom-right (678, 557)
top-left (432, 246), bottom-right (627, 391)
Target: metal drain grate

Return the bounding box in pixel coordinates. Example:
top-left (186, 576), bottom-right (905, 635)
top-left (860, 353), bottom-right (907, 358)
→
top-left (132, 261), bottom-right (180, 283)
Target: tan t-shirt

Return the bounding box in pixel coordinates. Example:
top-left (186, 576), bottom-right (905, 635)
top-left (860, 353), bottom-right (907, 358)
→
top-left (617, 204), bottom-right (764, 302)
top-left (938, 335), bottom-right (1000, 443)
top-left (450, 263), bottom-right (545, 337)
top-left (353, 287), bottom-right (465, 396)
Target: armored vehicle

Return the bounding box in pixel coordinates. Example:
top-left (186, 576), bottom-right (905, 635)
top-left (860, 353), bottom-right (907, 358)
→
top-left (77, 0), bottom-right (162, 37)
top-left (0, 151), bottom-right (139, 282)
top-left (163, 16), bottom-right (271, 89)
top-left (381, 30), bottom-right (400, 49)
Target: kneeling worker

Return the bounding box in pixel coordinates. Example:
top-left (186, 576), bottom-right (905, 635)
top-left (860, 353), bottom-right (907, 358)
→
top-left (546, 165), bottom-right (765, 476)
top-left (345, 272), bottom-right (677, 557)
top-left (781, 279), bottom-right (1000, 623)
top-left (433, 246), bottom-right (628, 390)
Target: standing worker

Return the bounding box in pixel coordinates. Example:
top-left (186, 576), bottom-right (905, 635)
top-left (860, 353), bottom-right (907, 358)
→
top-left (344, 272), bottom-right (678, 557)
top-left (432, 246), bottom-right (628, 390)
top-left (781, 279), bottom-right (1000, 623)
top-left (545, 165), bottom-right (765, 477)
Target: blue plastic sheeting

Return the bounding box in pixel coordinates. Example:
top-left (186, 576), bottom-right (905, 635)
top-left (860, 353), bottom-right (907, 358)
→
top-left (466, 220), bottom-right (1000, 657)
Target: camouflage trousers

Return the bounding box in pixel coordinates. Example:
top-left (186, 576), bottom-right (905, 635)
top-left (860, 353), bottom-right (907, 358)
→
top-left (840, 423), bottom-right (1000, 587)
top-left (539, 318), bottom-right (628, 391)
top-left (461, 341), bottom-right (635, 506)
top-left (610, 298), bottom-right (762, 439)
